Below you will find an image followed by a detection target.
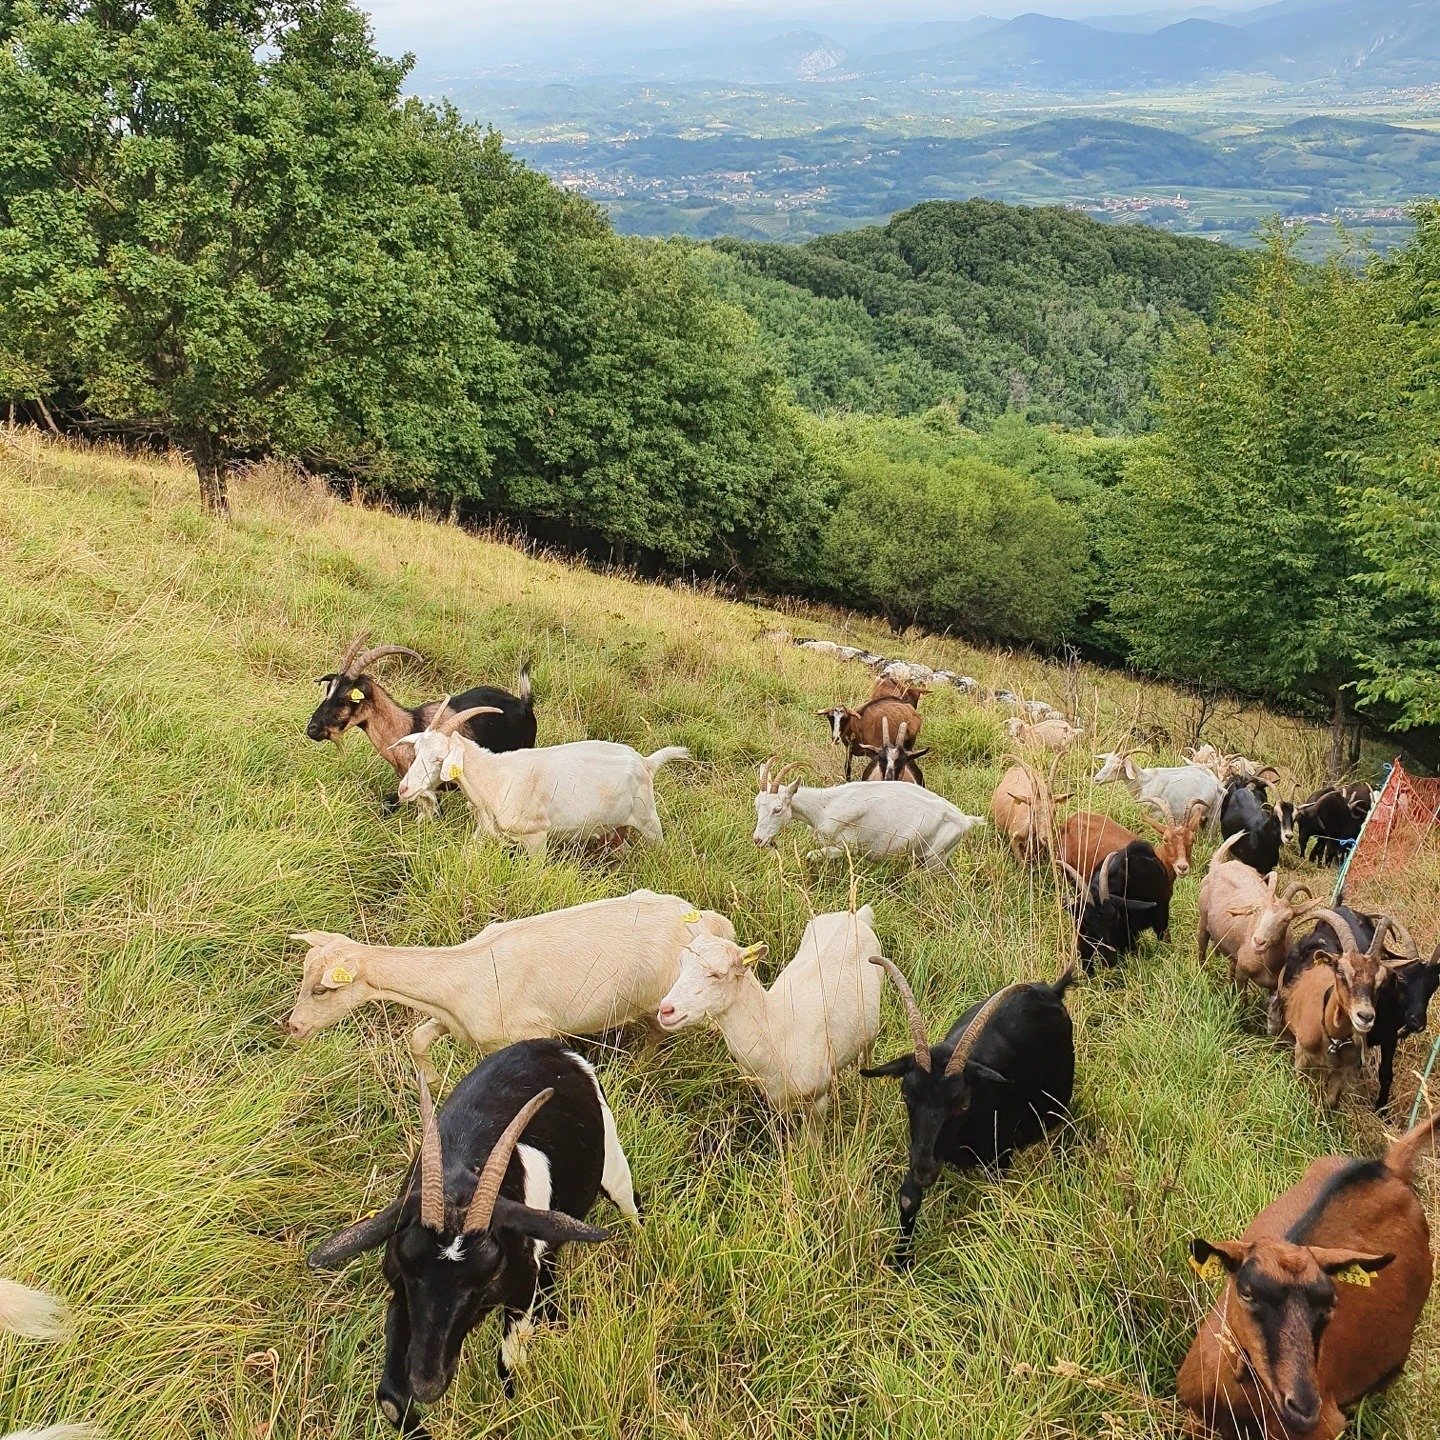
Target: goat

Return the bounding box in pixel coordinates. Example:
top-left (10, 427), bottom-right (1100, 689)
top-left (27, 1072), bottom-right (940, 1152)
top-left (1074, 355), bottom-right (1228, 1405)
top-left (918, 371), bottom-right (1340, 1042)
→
top-left (1004, 715), bottom-right (1081, 752)
top-left (1178, 1110), bottom-right (1440, 1440)
top-left (1196, 836), bottom-right (1318, 993)
top-left (0, 1281), bottom-right (99, 1440)
top-left (857, 717), bottom-right (928, 785)
top-left (308, 1041), bottom-right (637, 1432)
top-left (307, 632), bottom-right (536, 788)
top-left (753, 758), bottom-right (984, 869)
top-left (396, 706), bottom-right (688, 856)
top-left (1059, 857), bottom-right (1158, 971)
top-left (656, 907), bottom-right (882, 1115)
top-left (818, 694), bottom-right (924, 781)
top-left (287, 891), bottom-right (734, 1077)
top-left (1094, 748), bottom-right (1225, 826)
top-left (990, 758), bottom-right (1069, 866)
top-left (1288, 785), bottom-right (1372, 865)
top-left (862, 957), bottom-right (1076, 1266)
top-left (1219, 775), bottom-right (1284, 876)
top-left (1270, 911), bottom-right (1412, 1105)
top-left (868, 674), bottom-right (926, 707)
top-left (1183, 745), bottom-right (1276, 786)
top-left (1057, 803), bottom-right (1204, 889)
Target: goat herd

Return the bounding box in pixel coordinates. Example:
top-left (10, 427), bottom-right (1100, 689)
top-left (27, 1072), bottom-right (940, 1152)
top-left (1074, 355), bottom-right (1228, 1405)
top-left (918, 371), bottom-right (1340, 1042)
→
top-left (5, 633), bottom-right (1438, 1440)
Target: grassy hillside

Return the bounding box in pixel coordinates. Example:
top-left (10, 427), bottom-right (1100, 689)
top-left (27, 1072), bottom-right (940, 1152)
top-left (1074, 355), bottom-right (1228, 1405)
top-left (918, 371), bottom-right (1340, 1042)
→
top-left (1, 435), bottom-right (1435, 1440)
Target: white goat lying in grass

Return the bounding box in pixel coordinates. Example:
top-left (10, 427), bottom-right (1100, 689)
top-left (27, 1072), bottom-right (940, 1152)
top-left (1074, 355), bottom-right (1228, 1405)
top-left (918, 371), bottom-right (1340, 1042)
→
top-left (287, 890), bottom-right (734, 1077)
top-left (0, 1280), bottom-right (101, 1440)
top-left (751, 758), bottom-right (984, 868)
top-left (656, 906), bottom-right (883, 1115)
top-left (395, 702), bottom-right (689, 856)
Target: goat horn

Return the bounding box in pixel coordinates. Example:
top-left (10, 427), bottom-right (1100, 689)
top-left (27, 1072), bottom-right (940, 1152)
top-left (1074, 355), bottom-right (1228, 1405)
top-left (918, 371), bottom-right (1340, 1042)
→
top-left (416, 1071), bottom-right (447, 1233)
top-left (434, 704), bottom-right (502, 737)
top-left (1303, 908), bottom-right (1360, 957)
top-left (768, 760), bottom-right (804, 791)
top-left (881, 715), bottom-right (891, 748)
top-left (1374, 914), bottom-right (1420, 965)
top-left (1256, 766), bottom-right (1281, 782)
top-left (869, 956), bottom-right (931, 1072)
top-left (945, 983), bottom-right (1028, 1078)
top-left (896, 721), bottom-right (909, 749)
top-left (1276, 881), bottom-right (1312, 906)
top-left (463, 1088), bottom-right (555, 1235)
top-left (354, 643), bottom-right (424, 673)
top-left (1097, 855), bottom-right (1113, 907)
top-left (758, 756), bottom-right (774, 790)
top-left (334, 630), bottom-right (371, 678)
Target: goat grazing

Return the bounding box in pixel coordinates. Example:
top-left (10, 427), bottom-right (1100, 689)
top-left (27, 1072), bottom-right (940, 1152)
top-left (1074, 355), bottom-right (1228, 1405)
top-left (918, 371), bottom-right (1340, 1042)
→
top-left (862, 958), bottom-right (1076, 1265)
top-left (817, 692), bottom-right (923, 781)
top-left (990, 758), bottom-right (1068, 866)
top-left (308, 1041), bottom-right (637, 1432)
top-left (1058, 803), bottom-right (1204, 888)
top-left (287, 891), bottom-right (734, 1076)
top-left (396, 706), bottom-right (688, 855)
top-left (1094, 748), bottom-right (1225, 826)
top-left (307, 632), bottom-right (535, 786)
top-left (753, 759), bottom-right (984, 869)
top-left (1197, 837), bottom-right (1318, 993)
top-left (1219, 775), bottom-right (1285, 876)
top-left (1271, 911), bottom-right (1415, 1106)
top-left (857, 717), bottom-right (928, 785)
top-left (1059, 857), bottom-right (1158, 971)
top-left (656, 907), bottom-right (883, 1115)
top-left (1178, 1110), bottom-right (1440, 1440)
top-left (1005, 715), bottom-right (1081, 752)
top-left (1287, 785), bottom-right (1373, 865)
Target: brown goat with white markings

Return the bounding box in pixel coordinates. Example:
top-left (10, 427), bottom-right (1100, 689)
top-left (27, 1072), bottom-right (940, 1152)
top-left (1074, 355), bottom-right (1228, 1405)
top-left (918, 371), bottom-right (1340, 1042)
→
top-left (1178, 1110), bottom-right (1439, 1439)
top-left (817, 693), bottom-right (924, 782)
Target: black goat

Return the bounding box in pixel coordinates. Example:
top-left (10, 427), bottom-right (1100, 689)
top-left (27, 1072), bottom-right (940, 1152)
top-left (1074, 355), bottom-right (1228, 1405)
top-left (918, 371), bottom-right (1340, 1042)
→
top-left (857, 717), bottom-right (928, 786)
top-left (308, 1040), bottom-right (638, 1436)
top-left (1288, 784), bottom-right (1371, 865)
top-left (862, 958), bottom-right (1076, 1266)
top-left (1219, 775), bottom-right (1283, 875)
top-left (1059, 853), bottom-right (1158, 972)
top-left (307, 632), bottom-right (537, 791)
top-left (1276, 906), bottom-right (1423, 1111)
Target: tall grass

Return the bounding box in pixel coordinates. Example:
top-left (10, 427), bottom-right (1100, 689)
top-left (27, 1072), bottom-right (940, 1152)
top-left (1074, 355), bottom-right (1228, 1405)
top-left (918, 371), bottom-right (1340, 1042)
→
top-left (0, 434), bottom-right (1434, 1439)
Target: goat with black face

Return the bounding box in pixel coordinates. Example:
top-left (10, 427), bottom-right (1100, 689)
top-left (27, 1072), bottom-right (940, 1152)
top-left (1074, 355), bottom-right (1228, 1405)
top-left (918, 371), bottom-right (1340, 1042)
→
top-left (861, 957), bottom-right (1076, 1266)
top-left (307, 1040), bottom-right (637, 1436)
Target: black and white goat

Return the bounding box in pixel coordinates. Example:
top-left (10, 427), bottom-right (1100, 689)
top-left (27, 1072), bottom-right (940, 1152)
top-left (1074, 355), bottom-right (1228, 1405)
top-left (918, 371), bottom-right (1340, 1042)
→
top-left (862, 958), bottom-right (1076, 1266)
top-left (308, 1040), bottom-right (638, 1436)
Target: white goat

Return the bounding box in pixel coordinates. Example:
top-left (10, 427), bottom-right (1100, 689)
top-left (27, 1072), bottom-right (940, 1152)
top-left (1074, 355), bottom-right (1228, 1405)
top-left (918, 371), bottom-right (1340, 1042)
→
top-left (287, 890), bottom-right (734, 1077)
top-left (752, 758), bottom-right (984, 869)
top-left (1005, 715), bottom-right (1081, 751)
top-left (656, 907), bottom-right (883, 1115)
top-left (395, 702), bottom-right (688, 856)
top-left (1093, 748), bottom-right (1225, 826)
top-left (0, 1281), bottom-right (101, 1440)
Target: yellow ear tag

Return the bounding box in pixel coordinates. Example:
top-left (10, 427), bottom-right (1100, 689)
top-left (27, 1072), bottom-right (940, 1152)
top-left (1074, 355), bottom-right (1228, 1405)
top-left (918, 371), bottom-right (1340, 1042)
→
top-left (682, 910), bottom-right (702, 924)
top-left (1189, 1254), bottom-right (1225, 1281)
top-left (741, 944), bottom-right (764, 967)
top-left (1334, 1264), bottom-right (1374, 1287)
top-left (441, 754), bottom-right (464, 782)
top-left (348, 688), bottom-right (365, 702)
top-left (329, 965), bottom-right (354, 986)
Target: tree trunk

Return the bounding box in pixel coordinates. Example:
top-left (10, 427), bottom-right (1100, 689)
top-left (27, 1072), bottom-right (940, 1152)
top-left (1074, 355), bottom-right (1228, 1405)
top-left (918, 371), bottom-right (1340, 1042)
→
top-left (1326, 688), bottom-right (1348, 782)
top-left (188, 430), bottom-right (230, 516)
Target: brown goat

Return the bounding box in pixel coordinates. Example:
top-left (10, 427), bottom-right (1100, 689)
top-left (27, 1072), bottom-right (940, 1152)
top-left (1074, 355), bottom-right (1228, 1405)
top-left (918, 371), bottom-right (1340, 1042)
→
top-left (990, 758), bottom-right (1070, 865)
top-left (1057, 803), bottom-right (1204, 882)
top-left (1178, 1110), bottom-right (1439, 1439)
top-left (818, 695), bottom-right (924, 781)
top-left (857, 717), bottom-right (928, 785)
top-left (868, 674), bottom-right (925, 707)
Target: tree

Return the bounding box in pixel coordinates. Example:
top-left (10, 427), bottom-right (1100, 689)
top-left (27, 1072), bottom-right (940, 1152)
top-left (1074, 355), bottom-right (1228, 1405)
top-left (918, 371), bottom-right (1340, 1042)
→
top-left (1098, 226), bottom-right (1409, 774)
top-left (0, 0), bottom-right (512, 511)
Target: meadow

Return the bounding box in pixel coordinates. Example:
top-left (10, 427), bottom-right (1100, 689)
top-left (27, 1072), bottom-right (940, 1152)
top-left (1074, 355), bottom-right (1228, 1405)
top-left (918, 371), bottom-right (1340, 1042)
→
top-left (0, 433), bottom-right (1435, 1439)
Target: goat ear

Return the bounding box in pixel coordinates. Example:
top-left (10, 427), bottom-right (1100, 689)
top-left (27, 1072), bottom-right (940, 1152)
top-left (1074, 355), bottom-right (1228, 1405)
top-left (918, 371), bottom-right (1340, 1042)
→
top-left (964, 1061), bottom-right (1012, 1088)
top-left (1311, 1248), bottom-right (1394, 1284)
top-left (307, 1200), bottom-right (404, 1269)
top-left (740, 942), bottom-right (768, 967)
top-left (1189, 1238), bottom-right (1247, 1279)
top-left (859, 1054), bottom-right (914, 1079)
top-left (316, 673), bottom-right (337, 686)
top-left (396, 732), bottom-right (426, 747)
top-left (909, 748), bottom-right (930, 760)
top-left (783, 779), bottom-right (802, 799)
top-left (1227, 904), bottom-right (1259, 918)
top-left (289, 930), bottom-right (341, 948)
top-left (488, 1195), bottom-right (610, 1247)
top-left (1053, 791), bottom-right (1074, 804)
top-left (441, 737), bottom-right (467, 782)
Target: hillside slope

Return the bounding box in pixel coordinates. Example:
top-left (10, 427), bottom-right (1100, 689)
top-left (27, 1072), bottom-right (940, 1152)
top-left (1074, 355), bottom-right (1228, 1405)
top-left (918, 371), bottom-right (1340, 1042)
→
top-left (713, 199), bottom-right (1254, 427)
top-left (0, 437), bottom-right (1435, 1439)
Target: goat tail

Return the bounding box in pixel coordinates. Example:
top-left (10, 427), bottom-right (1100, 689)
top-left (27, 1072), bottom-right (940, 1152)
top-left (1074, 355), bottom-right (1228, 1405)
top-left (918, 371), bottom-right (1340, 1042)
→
top-left (1050, 963), bottom-right (1081, 1000)
top-left (1207, 831), bottom-right (1244, 871)
top-left (644, 746), bottom-right (690, 773)
top-left (516, 662), bottom-right (533, 707)
top-left (1385, 1109), bottom-right (1440, 1185)
top-left (0, 1280), bottom-right (72, 1342)
top-left (2, 1427), bottom-right (106, 1439)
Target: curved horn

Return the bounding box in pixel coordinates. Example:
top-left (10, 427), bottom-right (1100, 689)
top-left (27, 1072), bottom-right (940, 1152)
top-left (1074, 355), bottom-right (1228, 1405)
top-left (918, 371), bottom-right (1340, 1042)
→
top-left (434, 704), bottom-right (502, 737)
top-left (868, 956), bottom-right (931, 1072)
top-left (417, 1071), bottom-right (446, 1233)
top-left (896, 721), bottom-right (909, 750)
top-left (1303, 908), bottom-right (1361, 957)
top-left (1373, 914), bottom-right (1420, 965)
top-left (463, 1088), bottom-right (555, 1235)
top-left (1276, 881), bottom-right (1313, 907)
top-left (758, 756), bottom-right (775, 790)
top-left (1097, 855), bottom-right (1113, 907)
top-left (767, 760), bottom-right (804, 792)
top-left (944, 983), bottom-right (1027, 1078)
top-left (1057, 859), bottom-right (1088, 891)
top-left (881, 715), bottom-right (891, 748)
top-left (354, 643), bottom-right (424, 673)
top-left (333, 630), bottom-right (371, 677)
top-left (1255, 766), bottom-right (1281, 782)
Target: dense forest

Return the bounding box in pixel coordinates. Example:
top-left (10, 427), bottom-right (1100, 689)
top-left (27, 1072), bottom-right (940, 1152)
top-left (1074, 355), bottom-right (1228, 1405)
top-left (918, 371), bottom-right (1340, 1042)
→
top-left (0, 0), bottom-right (1435, 744)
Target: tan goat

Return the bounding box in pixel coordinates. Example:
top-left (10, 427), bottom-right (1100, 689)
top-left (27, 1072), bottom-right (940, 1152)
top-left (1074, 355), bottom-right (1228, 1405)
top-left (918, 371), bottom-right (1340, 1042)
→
top-left (988, 757), bottom-right (1069, 866)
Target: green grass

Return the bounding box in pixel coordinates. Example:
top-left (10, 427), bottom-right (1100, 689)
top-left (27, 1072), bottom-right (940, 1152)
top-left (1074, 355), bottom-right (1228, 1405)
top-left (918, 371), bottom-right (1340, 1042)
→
top-left (0, 434), bottom-right (1435, 1439)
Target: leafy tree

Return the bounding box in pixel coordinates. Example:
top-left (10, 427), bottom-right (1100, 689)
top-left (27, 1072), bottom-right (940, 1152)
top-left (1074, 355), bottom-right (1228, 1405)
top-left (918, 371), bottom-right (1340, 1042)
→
top-left (0, 0), bottom-right (512, 511)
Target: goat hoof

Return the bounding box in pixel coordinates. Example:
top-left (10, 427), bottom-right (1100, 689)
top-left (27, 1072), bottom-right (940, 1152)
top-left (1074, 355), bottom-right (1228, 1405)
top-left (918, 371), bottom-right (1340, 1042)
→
top-left (381, 792), bottom-right (402, 815)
